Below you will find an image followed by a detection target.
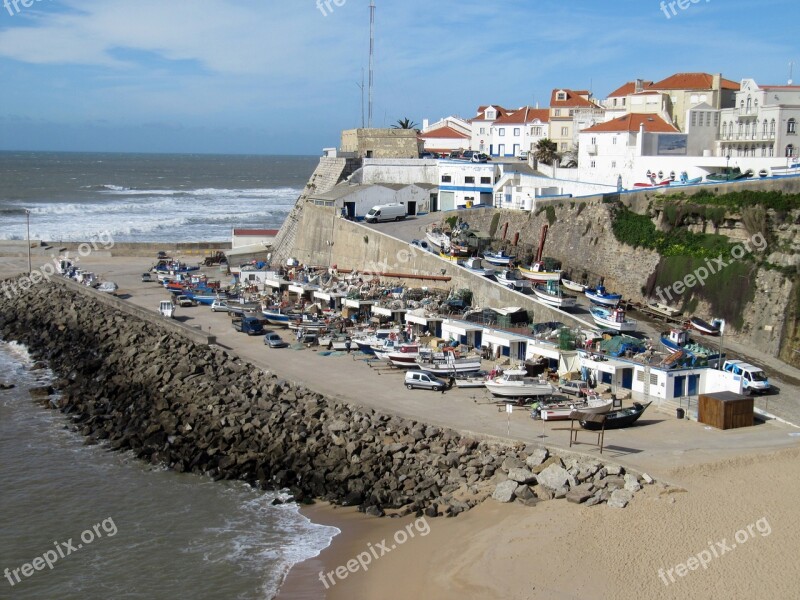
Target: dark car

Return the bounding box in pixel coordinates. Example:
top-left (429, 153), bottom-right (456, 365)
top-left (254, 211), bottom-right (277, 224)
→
top-left (264, 332), bottom-right (289, 348)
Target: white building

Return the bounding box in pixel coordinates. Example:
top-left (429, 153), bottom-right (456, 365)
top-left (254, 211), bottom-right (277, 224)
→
top-left (718, 78), bottom-right (800, 161)
top-left (419, 117), bottom-right (471, 155)
top-left (469, 105), bottom-right (512, 154)
top-left (437, 161), bottom-right (497, 210)
top-left (309, 182), bottom-right (435, 219)
top-left (490, 107), bottom-right (550, 158)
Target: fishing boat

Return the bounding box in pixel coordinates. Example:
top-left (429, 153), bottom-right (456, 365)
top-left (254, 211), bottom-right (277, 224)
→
top-left (771, 161), bottom-right (800, 178)
top-left (532, 281), bottom-right (576, 309)
top-left (482, 250), bottom-right (516, 267)
top-left (561, 279), bottom-right (588, 293)
top-left (689, 316), bottom-right (721, 336)
top-left (671, 171), bottom-right (702, 186)
top-left (318, 333), bottom-right (351, 350)
top-left (646, 302), bottom-right (682, 317)
top-left (705, 167), bottom-right (752, 182)
top-left (262, 307), bottom-right (303, 327)
top-left (415, 349), bottom-right (482, 375)
top-left (518, 261), bottom-right (562, 283)
top-left (495, 268), bottom-right (531, 291)
top-left (438, 251), bottom-right (462, 263)
top-left (633, 179), bottom-right (670, 188)
top-left (537, 395), bottom-right (614, 421)
top-left (288, 314), bottom-right (328, 332)
top-left (454, 372), bottom-right (489, 389)
top-left (484, 367), bottom-right (555, 399)
top-left (660, 329), bottom-right (723, 366)
top-left (426, 227), bottom-right (450, 250)
top-left (458, 256), bottom-right (495, 277)
top-left (585, 285), bottom-right (622, 307)
top-left (374, 343), bottom-right (420, 367)
top-left (590, 307), bottom-right (637, 332)
top-left (580, 402), bottom-right (651, 430)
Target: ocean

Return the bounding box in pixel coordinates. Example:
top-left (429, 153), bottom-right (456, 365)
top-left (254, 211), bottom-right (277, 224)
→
top-left (0, 152), bottom-right (318, 243)
top-left (0, 151), bottom-right (338, 599)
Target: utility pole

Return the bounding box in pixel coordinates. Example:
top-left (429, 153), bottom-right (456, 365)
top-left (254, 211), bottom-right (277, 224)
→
top-left (368, 0), bottom-right (375, 128)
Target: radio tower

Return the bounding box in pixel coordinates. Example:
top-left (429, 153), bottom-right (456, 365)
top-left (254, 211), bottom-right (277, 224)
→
top-left (368, 0), bottom-right (375, 128)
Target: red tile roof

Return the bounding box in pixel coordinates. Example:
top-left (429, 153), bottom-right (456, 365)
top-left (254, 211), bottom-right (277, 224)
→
top-left (419, 126), bottom-right (470, 139)
top-left (472, 105), bottom-right (511, 121)
top-left (233, 229), bottom-right (279, 236)
top-left (761, 84), bottom-right (800, 90)
top-left (494, 107), bottom-right (550, 124)
top-left (550, 89), bottom-right (600, 109)
top-left (607, 81), bottom-right (654, 97)
top-left (581, 114), bottom-right (678, 134)
top-left (650, 72), bottom-right (739, 91)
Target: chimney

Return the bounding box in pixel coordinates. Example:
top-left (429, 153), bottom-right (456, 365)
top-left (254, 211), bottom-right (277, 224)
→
top-left (635, 79), bottom-right (644, 94)
top-left (422, 119), bottom-right (429, 131)
top-left (712, 73), bottom-right (721, 90)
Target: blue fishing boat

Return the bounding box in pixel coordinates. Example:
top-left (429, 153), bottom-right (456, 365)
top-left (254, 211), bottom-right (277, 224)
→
top-left (262, 307), bottom-right (302, 326)
top-left (585, 285), bottom-right (622, 307)
top-left (482, 250), bottom-right (516, 266)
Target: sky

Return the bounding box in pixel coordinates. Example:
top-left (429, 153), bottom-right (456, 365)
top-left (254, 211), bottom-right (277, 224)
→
top-left (0, 0), bottom-right (796, 155)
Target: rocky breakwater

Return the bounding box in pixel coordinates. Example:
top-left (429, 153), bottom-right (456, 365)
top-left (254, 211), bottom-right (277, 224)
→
top-left (1, 277), bottom-right (659, 516)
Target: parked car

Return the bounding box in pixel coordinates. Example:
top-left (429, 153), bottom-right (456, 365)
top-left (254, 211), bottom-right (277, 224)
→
top-left (365, 203), bottom-right (407, 223)
top-left (517, 150), bottom-right (529, 161)
top-left (141, 272), bottom-right (153, 283)
top-left (210, 300), bottom-right (229, 312)
top-left (557, 379), bottom-right (589, 397)
top-left (405, 370), bottom-right (449, 391)
top-left (176, 295), bottom-right (196, 307)
top-left (264, 332), bottom-right (289, 348)
top-left (156, 251), bottom-right (168, 259)
top-left (232, 316), bottom-right (265, 335)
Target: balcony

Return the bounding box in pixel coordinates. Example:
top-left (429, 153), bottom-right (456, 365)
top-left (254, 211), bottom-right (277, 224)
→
top-left (736, 108), bottom-right (757, 118)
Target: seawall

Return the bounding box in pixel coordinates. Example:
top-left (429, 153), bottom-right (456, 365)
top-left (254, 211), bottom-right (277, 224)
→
top-left (0, 277), bottom-right (652, 515)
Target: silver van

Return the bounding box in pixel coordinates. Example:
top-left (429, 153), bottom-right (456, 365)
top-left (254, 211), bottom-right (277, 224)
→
top-left (405, 370), bottom-right (448, 391)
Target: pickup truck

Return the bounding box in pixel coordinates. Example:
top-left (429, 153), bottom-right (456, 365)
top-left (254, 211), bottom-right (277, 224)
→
top-left (232, 316), bottom-right (265, 335)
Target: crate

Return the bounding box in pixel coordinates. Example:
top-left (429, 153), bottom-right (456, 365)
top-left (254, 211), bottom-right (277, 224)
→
top-left (698, 392), bottom-right (754, 430)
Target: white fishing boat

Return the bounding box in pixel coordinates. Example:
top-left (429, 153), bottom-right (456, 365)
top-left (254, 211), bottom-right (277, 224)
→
top-left (374, 343), bottom-right (420, 367)
top-left (538, 395), bottom-right (614, 421)
top-left (426, 227), bottom-right (450, 250)
top-left (454, 373), bottom-right (488, 389)
top-left (495, 268), bottom-right (531, 291)
top-left (532, 282), bottom-right (576, 309)
top-left (590, 307), bottom-right (637, 332)
top-left (561, 279), bottom-right (588, 293)
top-left (484, 368), bottom-right (555, 399)
top-left (482, 250), bottom-right (516, 266)
top-left (518, 261), bottom-right (562, 283)
top-left (415, 349), bottom-right (482, 375)
top-left (646, 302), bottom-right (682, 318)
top-left (458, 256), bottom-right (495, 277)
top-left (770, 161), bottom-right (800, 178)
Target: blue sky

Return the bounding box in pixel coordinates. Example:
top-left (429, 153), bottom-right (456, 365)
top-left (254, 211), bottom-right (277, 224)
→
top-left (0, 0), bottom-right (796, 155)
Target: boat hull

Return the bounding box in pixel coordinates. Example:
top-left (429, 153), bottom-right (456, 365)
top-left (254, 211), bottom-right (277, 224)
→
top-left (518, 267), bottom-right (561, 283)
top-left (561, 279), bottom-right (587, 293)
top-left (484, 381), bottom-right (554, 398)
top-left (590, 308), bottom-right (637, 332)
top-left (585, 290), bottom-right (622, 307)
top-left (689, 317), bottom-right (720, 336)
top-left (533, 287), bottom-right (576, 309)
top-left (581, 402), bottom-right (651, 430)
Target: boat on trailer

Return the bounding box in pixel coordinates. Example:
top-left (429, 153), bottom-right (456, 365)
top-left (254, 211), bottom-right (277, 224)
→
top-left (484, 368), bottom-right (555, 399)
top-left (537, 395), bottom-right (614, 421)
top-left (580, 402), bottom-right (651, 430)
top-left (415, 349), bottom-right (482, 375)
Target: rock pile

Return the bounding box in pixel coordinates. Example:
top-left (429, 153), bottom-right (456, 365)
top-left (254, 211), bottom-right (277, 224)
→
top-left (0, 278), bottom-right (654, 516)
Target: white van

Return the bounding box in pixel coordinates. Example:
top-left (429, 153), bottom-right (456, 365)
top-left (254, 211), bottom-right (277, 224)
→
top-left (722, 360), bottom-right (770, 394)
top-left (365, 203), bottom-right (406, 223)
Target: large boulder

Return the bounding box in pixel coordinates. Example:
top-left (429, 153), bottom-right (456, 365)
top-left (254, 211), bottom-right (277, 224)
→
top-left (536, 464), bottom-right (571, 491)
top-left (608, 489), bottom-right (634, 509)
top-left (525, 448), bottom-right (549, 469)
top-left (507, 468), bottom-right (535, 484)
top-left (492, 480), bottom-right (518, 503)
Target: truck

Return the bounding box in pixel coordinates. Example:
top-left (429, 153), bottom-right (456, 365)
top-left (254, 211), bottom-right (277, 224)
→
top-left (364, 203), bottom-right (407, 223)
top-left (722, 360), bottom-right (770, 395)
top-left (232, 316), bottom-right (265, 335)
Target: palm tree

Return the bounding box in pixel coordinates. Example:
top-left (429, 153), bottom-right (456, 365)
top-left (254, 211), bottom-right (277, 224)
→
top-left (534, 138), bottom-right (559, 165)
top-left (392, 117), bottom-right (419, 131)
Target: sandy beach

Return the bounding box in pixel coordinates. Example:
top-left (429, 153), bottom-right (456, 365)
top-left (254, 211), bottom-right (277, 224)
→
top-left (282, 446), bottom-right (800, 600)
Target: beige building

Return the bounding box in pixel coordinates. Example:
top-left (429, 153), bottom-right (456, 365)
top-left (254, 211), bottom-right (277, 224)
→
top-left (340, 128), bottom-right (420, 159)
top-left (548, 89), bottom-right (604, 155)
top-left (648, 72), bottom-right (739, 132)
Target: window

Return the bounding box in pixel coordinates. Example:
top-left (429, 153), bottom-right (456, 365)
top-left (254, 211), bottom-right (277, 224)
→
top-left (557, 92), bottom-right (566, 101)
top-left (745, 122), bottom-right (751, 137)
top-left (691, 112), bottom-right (697, 127)
top-left (787, 144), bottom-right (796, 157)
top-left (569, 109), bottom-right (575, 116)
top-left (705, 112), bottom-right (711, 126)
top-left (465, 176), bottom-right (475, 184)
top-left (561, 127), bottom-right (569, 136)
top-left (512, 128), bottom-right (520, 136)
top-left (479, 127), bottom-right (485, 134)
top-left (769, 145), bottom-right (774, 157)
top-left (788, 119), bottom-right (797, 134)
top-left (613, 98), bottom-right (618, 107)
top-left (532, 126), bottom-right (542, 136)
top-left (486, 110), bottom-right (496, 120)
top-left (722, 123), bottom-right (727, 137)
top-left (691, 94), bottom-right (699, 103)
top-left (762, 120), bottom-right (768, 138)
top-left (560, 142), bottom-right (568, 151)
top-left (761, 145), bottom-right (767, 157)
top-left (700, 94), bottom-right (707, 103)
top-left (498, 128), bottom-right (506, 136)
top-left (480, 177), bottom-right (492, 184)
top-left (746, 97), bottom-right (752, 113)
top-left (590, 137), bottom-right (596, 145)
top-left (441, 175), bottom-right (452, 183)
top-left (554, 109), bottom-right (561, 117)
top-left (590, 160), bottom-right (596, 168)
top-left (714, 113), bottom-right (719, 126)
top-left (770, 119), bottom-right (776, 137)
top-left (611, 161), bottom-right (616, 168)
top-left (754, 99), bottom-right (758, 110)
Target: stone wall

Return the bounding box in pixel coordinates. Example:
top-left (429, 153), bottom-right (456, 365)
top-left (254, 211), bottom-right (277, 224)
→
top-left (1, 278), bottom-right (653, 516)
top-left (340, 129), bottom-right (420, 159)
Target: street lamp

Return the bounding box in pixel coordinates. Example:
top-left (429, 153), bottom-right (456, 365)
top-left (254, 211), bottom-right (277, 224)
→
top-left (725, 154), bottom-right (731, 180)
top-left (25, 209), bottom-right (31, 275)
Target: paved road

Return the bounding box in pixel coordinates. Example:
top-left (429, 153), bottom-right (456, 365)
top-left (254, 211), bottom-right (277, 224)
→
top-left (3, 252), bottom-right (798, 483)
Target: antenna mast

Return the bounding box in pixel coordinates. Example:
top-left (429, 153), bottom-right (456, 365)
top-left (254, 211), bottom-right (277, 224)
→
top-left (789, 60), bottom-right (794, 85)
top-left (368, 0), bottom-right (375, 128)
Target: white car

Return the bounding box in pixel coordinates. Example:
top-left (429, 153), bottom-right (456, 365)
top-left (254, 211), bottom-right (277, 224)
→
top-left (176, 295), bottom-right (196, 307)
top-left (210, 300), bottom-right (230, 312)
